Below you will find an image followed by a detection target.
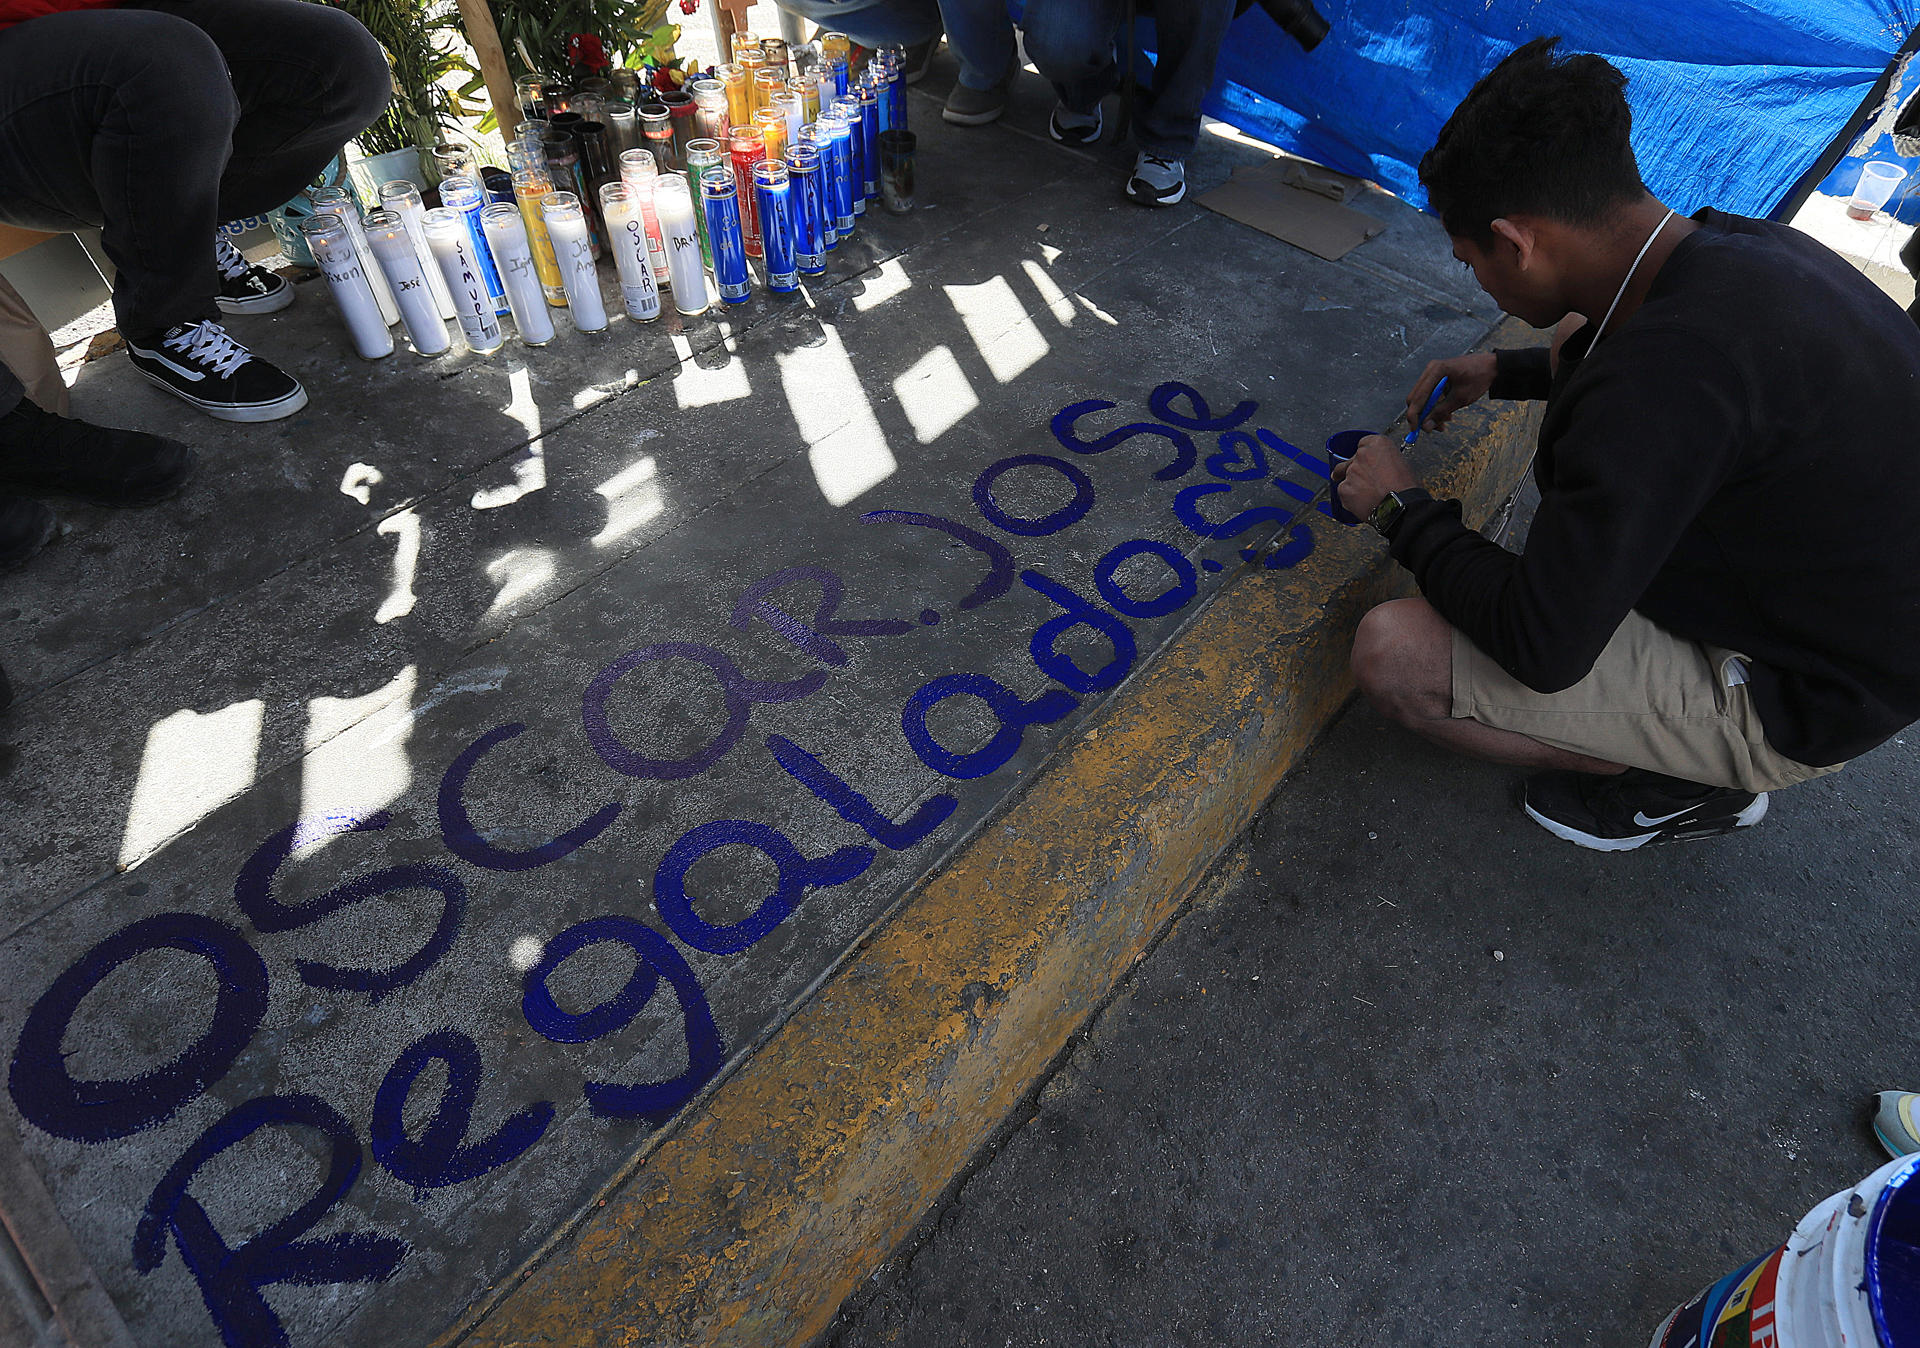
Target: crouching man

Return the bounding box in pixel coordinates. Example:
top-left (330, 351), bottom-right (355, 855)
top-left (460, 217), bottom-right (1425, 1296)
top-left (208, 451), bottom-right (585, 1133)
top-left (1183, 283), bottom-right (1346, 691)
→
top-left (1332, 37), bottom-right (1920, 850)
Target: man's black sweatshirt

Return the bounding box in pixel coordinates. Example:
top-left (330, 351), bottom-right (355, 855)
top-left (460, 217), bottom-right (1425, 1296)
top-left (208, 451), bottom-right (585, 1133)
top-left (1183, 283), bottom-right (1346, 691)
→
top-left (1389, 209), bottom-right (1920, 768)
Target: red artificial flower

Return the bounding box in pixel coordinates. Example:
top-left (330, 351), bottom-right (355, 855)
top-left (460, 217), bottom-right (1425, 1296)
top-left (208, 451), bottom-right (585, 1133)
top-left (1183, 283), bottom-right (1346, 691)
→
top-left (679, 0), bottom-right (699, 11)
top-left (567, 32), bottom-right (611, 72)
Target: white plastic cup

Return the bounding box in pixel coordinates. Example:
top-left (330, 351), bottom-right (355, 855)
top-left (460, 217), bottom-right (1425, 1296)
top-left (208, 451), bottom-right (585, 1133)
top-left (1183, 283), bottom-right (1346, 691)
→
top-left (1848, 161), bottom-right (1908, 220)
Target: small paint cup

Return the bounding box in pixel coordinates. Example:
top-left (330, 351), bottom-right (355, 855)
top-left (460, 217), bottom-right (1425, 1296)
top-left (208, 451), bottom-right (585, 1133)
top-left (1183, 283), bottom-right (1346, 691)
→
top-left (1324, 429), bottom-right (1372, 526)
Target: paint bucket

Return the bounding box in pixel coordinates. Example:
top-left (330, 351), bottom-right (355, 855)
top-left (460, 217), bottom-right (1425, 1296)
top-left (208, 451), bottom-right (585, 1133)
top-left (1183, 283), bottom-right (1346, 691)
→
top-left (1323, 429), bottom-right (1370, 526)
top-left (1646, 1154), bottom-right (1920, 1348)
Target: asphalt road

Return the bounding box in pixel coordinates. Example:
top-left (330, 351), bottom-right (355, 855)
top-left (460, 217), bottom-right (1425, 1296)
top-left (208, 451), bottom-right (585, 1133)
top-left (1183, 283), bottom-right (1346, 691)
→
top-left (828, 690), bottom-right (1918, 1347)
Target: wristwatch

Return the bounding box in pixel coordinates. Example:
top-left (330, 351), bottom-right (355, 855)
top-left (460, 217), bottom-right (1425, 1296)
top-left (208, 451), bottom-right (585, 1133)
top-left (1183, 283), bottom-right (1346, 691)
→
top-left (1368, 487), bottom-right (1432, 540)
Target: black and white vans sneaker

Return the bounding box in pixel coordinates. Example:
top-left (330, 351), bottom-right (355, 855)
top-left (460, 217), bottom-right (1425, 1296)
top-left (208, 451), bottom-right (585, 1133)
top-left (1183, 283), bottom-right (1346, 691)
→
top-left (126, 319), bottom-right (308, 423)
top-left (214, 236), bottom-right (294, 315)
top-left (1126, 152), bottom-right (1187, 206)
top-left (1521, 768), bottom-right (1768, 852)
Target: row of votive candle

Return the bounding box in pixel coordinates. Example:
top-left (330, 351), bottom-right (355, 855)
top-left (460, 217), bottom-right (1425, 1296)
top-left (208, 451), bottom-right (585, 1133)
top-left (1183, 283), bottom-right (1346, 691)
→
top-left (303, 52), bottom-right (914, 361)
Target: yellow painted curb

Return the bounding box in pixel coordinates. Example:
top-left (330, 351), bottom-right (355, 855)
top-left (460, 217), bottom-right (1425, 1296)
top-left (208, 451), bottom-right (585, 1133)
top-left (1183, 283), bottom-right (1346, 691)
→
top-left (443, 321), bottom-right (1544, 1348)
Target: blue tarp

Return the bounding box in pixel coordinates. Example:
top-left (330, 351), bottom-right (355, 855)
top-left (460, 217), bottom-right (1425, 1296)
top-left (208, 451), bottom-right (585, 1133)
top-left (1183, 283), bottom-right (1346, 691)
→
top-left (1195, 0), bottom-right (1920, 222)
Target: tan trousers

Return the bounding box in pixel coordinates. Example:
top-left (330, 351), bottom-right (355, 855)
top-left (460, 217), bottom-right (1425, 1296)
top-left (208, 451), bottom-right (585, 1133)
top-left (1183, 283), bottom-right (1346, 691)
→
top-left (0, 273), bottom-right (68, 416)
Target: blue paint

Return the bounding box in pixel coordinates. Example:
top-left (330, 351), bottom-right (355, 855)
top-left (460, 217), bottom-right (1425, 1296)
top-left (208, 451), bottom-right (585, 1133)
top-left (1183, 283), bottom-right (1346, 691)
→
top-left (9, 914), bottom-right (268, 1143)
top-left (439, 723), bottom-right (622, 872)
top-left (901, 673), bottom-right (1078, 780)
top-left (135, 1094), bottom-right (406, 1348)
top-left (1094, 539), bottom-right (1199, 619)
top-left (1148, 381), bottom-right (1256, 432)
top-left (511, 913), bottom-right (729, 1121)
top-left (1202, 558), bottom-right (1225, 573)
top-left (1868, 1154), bottom-right (1920, 1347)
top-left (729, 564), bottom-right (914, 668)
top-left (652, 820), bottom-right (873, 955)
top-left (287, 864), bottom-right (467, 1004)
top-left (766, 733), bottom-right (957, 850)
top-left (1023, 569), bottom-right (1138, 695)
top-left (236, 817), bottom-right (465, 1002)
top-left (1258, 427), bottom-right (1332, 478)
top-left (1269, 474), bottom-right (1340, 521)
top-left (1261, 523), bottom-right (1317, 570)
top-left (1205, 432), bottom-right (1270, 481)
top-left (920, 609), bottom-right (940, 625)
top-left (370, 1030), bottom-right (553, 1197)
top-left (971, 454), bottom-right (1096, 537)
top-left (582, 641), bottom-right (824, 780)
top-left (1050, 399), bottom-right (1197, 481)
top-left (1174, 480), bottom-right (1299, 541)
top-left (860, 511), bottom-right (1016, 610)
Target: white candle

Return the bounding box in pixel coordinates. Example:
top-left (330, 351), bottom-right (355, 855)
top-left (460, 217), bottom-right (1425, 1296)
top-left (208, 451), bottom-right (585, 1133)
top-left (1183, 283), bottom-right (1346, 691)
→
top-left (304, 215), bottom-right (394, 360)
top-left (617, 149), bottom-right (672, 285)
top-left (312, 188), bottom-right (400, 328)
top-left (421, 207), bottom-right (505, 353)
top-left (599, 184), bottom-right (661, 322)
top-left (379, 180), bottom-right (459, 319)
top-left (365, 211), bottom-right (451, 355)
top-left (653, 175), bottom-right (709, 317)
top-left (540, 193), bottom-right (608, 332)
top-left (479, 202), bottom-right (558, 345)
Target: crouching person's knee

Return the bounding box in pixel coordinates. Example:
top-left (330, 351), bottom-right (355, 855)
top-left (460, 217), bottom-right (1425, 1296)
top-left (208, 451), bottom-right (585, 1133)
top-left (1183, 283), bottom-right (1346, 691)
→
top-left (1349, 598), bottom-right (1448, 725)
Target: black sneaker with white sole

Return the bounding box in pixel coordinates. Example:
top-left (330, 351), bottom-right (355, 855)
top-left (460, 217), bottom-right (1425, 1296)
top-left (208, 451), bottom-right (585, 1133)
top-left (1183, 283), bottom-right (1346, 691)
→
top-left (1126, 152), bottom-right (1187, 206)
top-left (126, 318), bottom-right (308, 423)
top-left (1521, 768), bottom-right (1768, 852)
top-left (215, 236), bottom-right (294, 315)
top-left (0, 398), bottom-right (193, 505)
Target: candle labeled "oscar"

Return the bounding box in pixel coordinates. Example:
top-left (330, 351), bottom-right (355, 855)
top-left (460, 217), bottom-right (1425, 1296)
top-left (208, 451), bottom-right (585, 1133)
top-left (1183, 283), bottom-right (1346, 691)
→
top-left (541, 191), bottom-right (609, 332)
top-left (365, 208), bottom-right (451, 355)
top-left (617, 149), bottom-right (673, 285)
top-left (598, 182), bottom-right (662, 321)
top-left (421, 206), bottom-right (505, 353)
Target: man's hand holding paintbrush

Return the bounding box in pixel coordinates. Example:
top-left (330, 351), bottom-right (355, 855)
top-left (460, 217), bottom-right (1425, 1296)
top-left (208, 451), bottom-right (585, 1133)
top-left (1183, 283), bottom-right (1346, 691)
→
top-left (1331, 353), bottom-right (1495, 528)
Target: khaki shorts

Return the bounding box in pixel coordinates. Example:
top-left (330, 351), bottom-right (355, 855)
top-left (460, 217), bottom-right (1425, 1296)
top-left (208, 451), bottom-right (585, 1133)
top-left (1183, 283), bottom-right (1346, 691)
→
top-left (1450, 610), bottom-right (1843, 793)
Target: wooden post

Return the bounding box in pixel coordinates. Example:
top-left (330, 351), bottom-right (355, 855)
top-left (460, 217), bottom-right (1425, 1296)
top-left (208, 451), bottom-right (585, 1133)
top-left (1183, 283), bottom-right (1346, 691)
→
top-left (713, 0), bottom-right (754, 57)
top-left (454, 0), bottom-right (520, 139)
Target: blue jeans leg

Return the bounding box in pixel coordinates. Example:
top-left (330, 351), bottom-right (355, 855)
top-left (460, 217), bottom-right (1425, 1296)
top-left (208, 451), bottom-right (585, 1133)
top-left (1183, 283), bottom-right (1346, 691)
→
top-left (936, 0), bottom-right (1016, 90)
top-left (1019, 0), bottom-right (1126, 116)
top-left (777, 0), bottom-right (943, 47)
top-left (1131, 0), bottom-right (1237, 159)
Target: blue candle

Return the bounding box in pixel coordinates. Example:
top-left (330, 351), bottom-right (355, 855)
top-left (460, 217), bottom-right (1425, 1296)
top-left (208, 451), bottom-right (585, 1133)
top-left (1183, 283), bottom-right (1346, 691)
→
top-left (754, 161), bottom-right (799, 292)
top-left (785, 146), bottom-right (828, 274)
top-left (439, 175), bottom-right (510, 314)
top-left (701, 172), bottom-right (751, 303)
top-left (820, 114), bottom-right (856, 236)
top-left (857, 81), bottom-right (881, 202)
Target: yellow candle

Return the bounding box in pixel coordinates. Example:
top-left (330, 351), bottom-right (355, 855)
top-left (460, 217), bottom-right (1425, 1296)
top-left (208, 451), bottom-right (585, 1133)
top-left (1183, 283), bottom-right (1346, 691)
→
top-left (740, 51), bottom-right (767, 111)
top-left (753, 108), bottom-right (787, 164)
top-left (720, 62), bottom-right (751, 131)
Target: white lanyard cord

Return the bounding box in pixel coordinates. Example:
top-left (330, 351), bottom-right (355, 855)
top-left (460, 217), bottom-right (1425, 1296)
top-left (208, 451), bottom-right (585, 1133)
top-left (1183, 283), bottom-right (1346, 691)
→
top-left (1593, 207), bottom-right (1677, 342)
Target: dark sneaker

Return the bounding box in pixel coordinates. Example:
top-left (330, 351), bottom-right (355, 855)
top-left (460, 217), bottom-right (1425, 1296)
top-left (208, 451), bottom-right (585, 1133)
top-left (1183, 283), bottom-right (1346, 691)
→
top-left (214, 235), bottom-right (294, 315)
top-left (0, 398), bottom-right (194, 505)
top-left (902, 32), bottom-right (941, 85)
top-left (1048, 102), bottom-right (1104, 145)
top-left (943, 77), bottom-right (1009, 126)
top-left (0, 494), bottom-right (57, 569)
top-left (1126, 152), bottom-right (1187, 206)
top-left (1521, 768), bottom-right (1768, 852)
top-left (126, 319), bottom-right (308, 423)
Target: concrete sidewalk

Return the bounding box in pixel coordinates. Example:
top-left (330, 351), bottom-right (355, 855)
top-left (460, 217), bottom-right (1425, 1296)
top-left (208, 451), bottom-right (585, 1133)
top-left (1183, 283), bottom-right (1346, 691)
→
top-left (0, 50), bottom-right (1527, 1348)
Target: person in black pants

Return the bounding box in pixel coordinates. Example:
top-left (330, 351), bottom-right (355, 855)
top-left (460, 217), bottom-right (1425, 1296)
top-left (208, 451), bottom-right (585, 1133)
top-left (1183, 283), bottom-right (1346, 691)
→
top-left (0, 0), bottom-right (390, 710)
top-left (1333, 37), bottom-right (1920, 851)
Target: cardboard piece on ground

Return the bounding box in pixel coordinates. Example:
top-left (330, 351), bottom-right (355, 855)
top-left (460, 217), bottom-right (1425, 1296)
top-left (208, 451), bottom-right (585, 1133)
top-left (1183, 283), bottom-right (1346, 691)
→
top-left (1199, 163), bottom-right (1386, 262)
